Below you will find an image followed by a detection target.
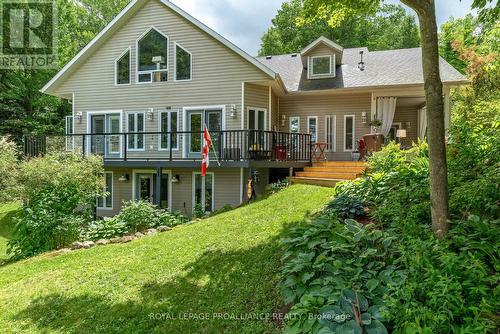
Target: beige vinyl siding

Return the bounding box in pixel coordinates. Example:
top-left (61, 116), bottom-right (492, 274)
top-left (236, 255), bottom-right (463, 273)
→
top-left (97, 167), bottom-right (242, 217)
top-left (244, 83), bottom-right (270, 129)
top-left (393, 106), bottom-right (418, 146)
top-left (271, 92), bottom-right (279, 130)
top-left (57, 0), bottom-right (270, 136)
top-left (305, 44), bottom-right (335, 57)
top-left (279, 93), bottom-right (372, 161)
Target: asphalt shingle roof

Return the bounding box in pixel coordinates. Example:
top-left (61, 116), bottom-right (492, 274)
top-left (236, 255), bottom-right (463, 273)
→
top-left (256, 47), bottom-right (467, 92)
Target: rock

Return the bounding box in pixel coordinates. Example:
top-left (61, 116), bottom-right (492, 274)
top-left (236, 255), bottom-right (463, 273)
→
top-left (110, 237), bottom-right (122, 244)
top-left (96, 239), bottom-right (109, 246)
top-left (52, 248), bottom-right (72, 256)
top-left (70, 241), bottom-right (85, 250)
top-left (134, 232), bottom-right (144, 238)
top-left (120, 235), bottom-right (135, 243)
top-left (82, 241), bottom-right (95, 249)
top-left (157, 226), bottom-right (171, 232)
top-left (146, 228), bottom-right (158, 235)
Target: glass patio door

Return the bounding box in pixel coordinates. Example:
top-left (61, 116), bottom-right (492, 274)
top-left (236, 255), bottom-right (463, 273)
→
top-left (90, 114), bottom-right (121, 158)
top-left (107, 115), bottom-right (121, 157)
top-left (90, 115), bottom-right (105, 155)
top-left (186, 109), bottom-right (222, 158)
top-left (248, 108), bottom-right (266, 149)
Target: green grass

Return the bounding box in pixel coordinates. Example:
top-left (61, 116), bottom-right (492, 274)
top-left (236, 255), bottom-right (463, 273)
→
top-left (0, 202), bottom-right (20, 262)
top-left (0, 185), bottom-right (335, 334)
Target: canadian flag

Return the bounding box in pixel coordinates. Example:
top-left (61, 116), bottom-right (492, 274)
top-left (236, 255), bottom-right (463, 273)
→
top-left (201, 126), bottom-right (212, 177)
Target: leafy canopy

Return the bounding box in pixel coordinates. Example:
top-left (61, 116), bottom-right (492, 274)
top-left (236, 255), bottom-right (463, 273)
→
top-left (259, 0), bottom-right (419, 55)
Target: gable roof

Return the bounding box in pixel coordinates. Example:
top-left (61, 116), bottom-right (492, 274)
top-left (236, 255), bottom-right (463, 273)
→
top-left (301, 36), bottom-right (344, 55)
top-left (257, 47), bottom-right (468, 93)
top-left (41, 0), bottom-right (276, 94)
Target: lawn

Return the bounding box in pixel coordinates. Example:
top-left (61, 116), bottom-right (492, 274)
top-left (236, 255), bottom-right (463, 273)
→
top-left (0, 202), bottom-right (20, 263)
top-left (0, 185), bottom-right (335, 334)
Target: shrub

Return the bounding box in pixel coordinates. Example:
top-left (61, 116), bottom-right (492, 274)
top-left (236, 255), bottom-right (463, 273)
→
top-left (116, 200), bottom-right (160, 232)
top-left (8, 185), bottom-right (88, 259)
top-left (326, 193), bottom-right (365, 219)
top-left (193, 203), bottom-right (205, 219)
top-left (8, 153), bottom-right (104, 259)
top-left (158, 210), bottom-right (187, 227)
top-left (0, 136), bottom-right (19, 202)
top-left (209, 204), bottom-right (233, 217)
top-left (267, 179), bottom-right (290, 195)
top-left (83, 217), bottom-right (128, 241)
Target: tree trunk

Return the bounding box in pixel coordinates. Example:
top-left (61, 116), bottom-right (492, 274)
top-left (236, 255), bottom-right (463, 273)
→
top-left (402, 0), bottom-right (449, 238)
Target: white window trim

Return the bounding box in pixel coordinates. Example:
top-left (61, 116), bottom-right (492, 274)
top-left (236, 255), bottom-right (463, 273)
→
top-left (174, 42), bottom-right (192, 82)
top-left (158, 109), bottom-right (180, 151)
top-left (97, 171), bottom-right (113, 210)
top-left (289, 116), bottom-right (300, 133)
top-left (136, 26), bottom-right (169, 85)
top-left (343, 115), bottom-right (356, 152)
top-left (325, 115), bottom-right (336, 152)
top-left (308, 54), bottom-right (335, 79)
top-left (114, 47), bottom-right (131, 86)
top-left (307, 116), bottom-right (318, 142)
top-left (85, 110), bottom-right (123, 158)
top-left (182, 105), bottom-right (227, 159)
top-left (192, 172), bottom-right (215, 213)
top-left (246, 107), bottom-right (268, 131)
top-left (132, 169), bottom-right (172, 211)
top-left (65, 115), bottom-right (73, 151)
top-left (126, 111), bottom-right (146, 151)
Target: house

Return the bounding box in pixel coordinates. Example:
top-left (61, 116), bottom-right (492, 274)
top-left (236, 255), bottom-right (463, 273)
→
top-left (37, 0), bottom-right (467, 217)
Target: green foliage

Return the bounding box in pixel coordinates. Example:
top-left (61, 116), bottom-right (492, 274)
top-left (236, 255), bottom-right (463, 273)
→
top-left (281, 218), bottom-right (405, 333)
top-left (268, 179), bottom-right (290, 195)
top-left (0, 137), bottom-right (19, 202)
top-left (259, 1), bottom-right (419, 55)
top-left (193, 203), bottom-right (206, 219)
top-left (209, 204), bottom-right (234, 217)
top-left (326, 193), bottom-right (365, 219)
top-left (8, 185), bottom-right (87, 259)
top-left (115, 200), bottom-right (186, 233)
top-left (116, 200), bottom-right (158, 232)
top-left (7, 153), bottom-right (104, 259)
top-left (82, 217), bottom-right (128, 241)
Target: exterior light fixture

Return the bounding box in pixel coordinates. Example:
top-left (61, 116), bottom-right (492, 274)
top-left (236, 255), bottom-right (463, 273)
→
top-left (146, 109), bottom-right (154, 121)
top-left (406, 121), bottom-right (411, 130)
top-left (230, 104), bottom-right (237, 118)
top-left (118, 174), bottom-right (129, 182)
top-left (172, 174), bottom-right (180, 183)
top-left (75, 111), bottom-right (83, 123)
top-left (361, 112), bottom-right (368, 124)
top-left (358, 51), bottom-right (365, 71)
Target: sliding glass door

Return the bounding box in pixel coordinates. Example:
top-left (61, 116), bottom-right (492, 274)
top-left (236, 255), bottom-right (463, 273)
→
top-left (90, 114), bottom-right (121, 158)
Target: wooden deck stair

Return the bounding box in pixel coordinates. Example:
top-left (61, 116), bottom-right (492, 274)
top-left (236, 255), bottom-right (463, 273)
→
top-left (288, 161), bottom-right (367, 187)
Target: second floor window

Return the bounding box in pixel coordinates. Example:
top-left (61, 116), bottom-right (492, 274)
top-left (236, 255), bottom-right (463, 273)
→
top-left (137, 28), bottom-right (168, 83)
top-left (116, 49), bottom-right (130, 85)
top-left (127, 112), bottom-right (145, 150)
top-left (175, 43), bottom-right (192, 81)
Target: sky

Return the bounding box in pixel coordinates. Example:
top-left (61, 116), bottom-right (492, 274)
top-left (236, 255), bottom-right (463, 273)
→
top-left (170, 0), bottom-right (476, 56)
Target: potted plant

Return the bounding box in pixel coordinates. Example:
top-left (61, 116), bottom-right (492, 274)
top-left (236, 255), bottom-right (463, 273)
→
top-left (369, 119), bottom-right (382, 133)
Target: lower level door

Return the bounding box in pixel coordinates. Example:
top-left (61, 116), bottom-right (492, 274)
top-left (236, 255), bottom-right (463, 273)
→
top-left (135, 172), bottom-right (170, 209)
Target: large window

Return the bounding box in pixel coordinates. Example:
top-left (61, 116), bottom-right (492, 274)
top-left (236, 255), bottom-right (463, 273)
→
top-left (309, 55), bottom-right (335, 79)
top-left (97, 172), bottom-right (113, 209)
top-left (116, 49), bottom-right (130, 85)
top-left (193, 172), bottom-right (214, 213)
top-left (137, 28), bottom-right (168, 83)
top-left (159, 109), bottom-right (179, 150)
top-left (344, 115), bottom-right (355, 151)
top-left (127, 112), bottom-right (145, 150)
top-left (175, 43), bottom-right (192, 81)
top-left (325, 115), bottom-right (336, 152)
top-left (308, 116), bottom-right (318, 145)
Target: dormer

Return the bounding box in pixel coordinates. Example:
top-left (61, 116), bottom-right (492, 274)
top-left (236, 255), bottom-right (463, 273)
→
top-left (301, 36), bottom-right (343, 80)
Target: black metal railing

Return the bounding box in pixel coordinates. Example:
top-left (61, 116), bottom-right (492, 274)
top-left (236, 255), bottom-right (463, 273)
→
top-left (23, 130), bottom-right (312, 163)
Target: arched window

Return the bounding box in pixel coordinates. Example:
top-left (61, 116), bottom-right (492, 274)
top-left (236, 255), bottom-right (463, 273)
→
top-left (137, 27), bottom-right (168, 83)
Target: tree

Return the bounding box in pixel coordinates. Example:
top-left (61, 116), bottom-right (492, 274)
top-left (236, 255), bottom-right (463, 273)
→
top-left (300, 0), bottom-right (451, 238)
top-left (0, 0), bottom-right (130, 139)
top-left (259, 1), bottom-right (420, 56)
top-left (439, 15), bottom-right (478, 74)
